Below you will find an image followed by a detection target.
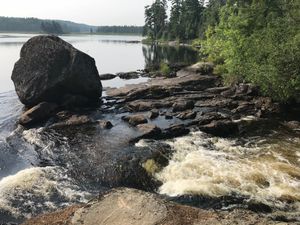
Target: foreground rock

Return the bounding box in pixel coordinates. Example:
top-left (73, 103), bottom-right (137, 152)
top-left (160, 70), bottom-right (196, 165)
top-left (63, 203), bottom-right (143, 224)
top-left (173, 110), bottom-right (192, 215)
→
top-left (12, 35), bottom-right (102, 107)
top-left (23, 188), bottom-right (281, 225)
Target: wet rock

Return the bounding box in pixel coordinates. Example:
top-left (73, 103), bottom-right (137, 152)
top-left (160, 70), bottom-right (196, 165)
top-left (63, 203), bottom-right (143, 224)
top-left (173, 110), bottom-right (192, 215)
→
top-left (247, 201), bottom-right (272, 213)
top-left (284, 121), bottom-right (300, 130)
top-left (117, 71), bottom-right (139, 79)
top-left (99, 73), bottom-right (116, 80)
top-left (127, 86), bottom-right (178, 101)
top-left (122, 114), bottom-right (148, 126)
top-left (23, 188), bottom-right (277, 225)
top-left (165, 113), bottom-right (173, 120)
top-left (56, 110), bottom-right (73, 120)
top-left (19, 102), bottom-right (58, 126)
top-left (50, 115), bottom-right (93, 128)
top-left (176, 111), bottom-right (197, 120)
top-left (200, 120), bottom-right (239, 137)
top-left (128, 100), bottom-right (172, 112)
top-left (162, 124), bottom-right (190, 138)
top-left (98, 120), bottom-right (113, 129)
top-left (11, 35), bottom-right (102, 107)
top-left (128, 101), bottom-right (152, 111)
top-left (149, 109), bottom-right (159, 119)
top-left (130, 124), bottom-right (162, 142)
top-left (172, 100), bottom-right (194, 112)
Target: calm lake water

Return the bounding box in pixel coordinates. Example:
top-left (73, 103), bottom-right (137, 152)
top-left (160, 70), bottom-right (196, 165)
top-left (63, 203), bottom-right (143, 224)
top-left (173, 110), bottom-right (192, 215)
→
top-left (0, 33), bottom-right (199, 92)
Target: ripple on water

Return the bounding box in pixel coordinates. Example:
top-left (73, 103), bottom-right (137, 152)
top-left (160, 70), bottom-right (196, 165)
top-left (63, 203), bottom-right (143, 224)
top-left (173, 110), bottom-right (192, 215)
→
top-left (0, 166), bottom-right (93, 221)
top-left (153, 131), bottom-right (300, 212)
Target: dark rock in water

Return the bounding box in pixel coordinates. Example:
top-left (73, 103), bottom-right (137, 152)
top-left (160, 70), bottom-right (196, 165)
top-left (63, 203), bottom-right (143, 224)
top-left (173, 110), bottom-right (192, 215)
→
top-left (247, 201), bottom-right (272, 213)
top-left (122, 114), bottom-right (148, 126)
top-left (149, 109), bottom-right (159, 119)
top-left (117, 71), bottom-right (139, 80)
top-left (200, 120), bottom-right (239, 137)
top-left (19, 102), bottom-right (58, 126)
top-left (130, 124), bottom-right (162, 142)
top-left (11, 35), bottom-right (102, 107)
top-left (165, 113), bottom-right (173, 120)
top-left (99, 73), bottom-right (117, 80)
top-left (176, 110), bottom-right (197, 120)
top-left (98, 120), bottom-right (113, 129)
top-left (162, 124), bottom-right (190, 138)
top-left (172, 100), bottom-right (194, 112)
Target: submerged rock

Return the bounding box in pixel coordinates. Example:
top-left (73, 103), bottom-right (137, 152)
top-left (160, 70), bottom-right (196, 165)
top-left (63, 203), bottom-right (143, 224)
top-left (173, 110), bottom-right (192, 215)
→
top-left (12, 35), bottom-right (102, 107)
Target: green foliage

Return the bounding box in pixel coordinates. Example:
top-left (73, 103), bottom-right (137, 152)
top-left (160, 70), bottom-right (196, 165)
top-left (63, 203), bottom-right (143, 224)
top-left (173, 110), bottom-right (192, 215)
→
top-left (96, 26), bottom-right (143, 34)
top-left (41, 21), bottom-right (64, 34)
top-left (160, 62), bottom-right (171, 76)
top-left (144, 0), bottom-right (168, 40)
top-left (202, 0), bottom-right (300, 102)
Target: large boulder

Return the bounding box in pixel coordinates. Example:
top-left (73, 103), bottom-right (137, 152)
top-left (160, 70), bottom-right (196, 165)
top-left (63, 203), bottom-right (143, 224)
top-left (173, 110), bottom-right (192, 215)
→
top-left (23, 188), bottom-right (277, 225)
top-left (12, 35), bottom-right (102, 107)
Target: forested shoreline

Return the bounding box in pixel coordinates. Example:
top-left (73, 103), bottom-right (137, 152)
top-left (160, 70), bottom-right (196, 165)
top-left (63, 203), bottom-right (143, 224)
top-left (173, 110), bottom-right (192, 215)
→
top-left (144, 0), bottom-right (300, 102)
top-left (0, 16), bottom-right (143, 34)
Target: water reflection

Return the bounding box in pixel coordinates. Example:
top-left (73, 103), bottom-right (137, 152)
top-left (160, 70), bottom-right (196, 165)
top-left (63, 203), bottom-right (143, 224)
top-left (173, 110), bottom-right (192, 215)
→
top-left (142, 44), bottom-right (199, 70)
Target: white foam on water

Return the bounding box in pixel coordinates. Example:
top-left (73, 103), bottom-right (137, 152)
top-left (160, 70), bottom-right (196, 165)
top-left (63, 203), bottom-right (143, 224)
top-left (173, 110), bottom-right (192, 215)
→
top-left (155, 131), bottom-right (300, 210)
top-left (0, 166), bottom-right (92, 219)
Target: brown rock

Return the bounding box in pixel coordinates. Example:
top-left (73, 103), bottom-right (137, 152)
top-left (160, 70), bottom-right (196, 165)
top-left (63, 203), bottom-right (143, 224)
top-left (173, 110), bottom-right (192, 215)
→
top-left (19, 102), bottom-right (58, 126)
top-left (149, 109), bottom-right (159, 119)
top-left (23, 188), bottom-right (278, 225)
top-left (176, 111), bottom-right (197, 120)
top-left (162, 124), bottom-right (189, 138)
top-left (200, 120), bottom-right (239, 137)
top-left (50, 115), bottom-right (93, 128)
top-left (98, 120), bottom-right (113, 129)
top-left (134, 124), bottom-right (162, 140)
top-left (122, 114), bottom-right (148, 126)
top-left (172, 100), bottom-right (194, 112)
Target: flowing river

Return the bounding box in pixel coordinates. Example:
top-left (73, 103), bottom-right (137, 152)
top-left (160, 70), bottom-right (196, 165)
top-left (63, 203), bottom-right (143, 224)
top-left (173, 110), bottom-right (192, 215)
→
top-left (0, 33), bottom-right (299, 223)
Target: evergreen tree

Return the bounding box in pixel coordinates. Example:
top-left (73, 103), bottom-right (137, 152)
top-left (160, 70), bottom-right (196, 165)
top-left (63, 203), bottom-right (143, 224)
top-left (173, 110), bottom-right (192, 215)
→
top-left (144, 0), bottom-right (168, 40)
top-left (169, 0), bottom-right (183, 39)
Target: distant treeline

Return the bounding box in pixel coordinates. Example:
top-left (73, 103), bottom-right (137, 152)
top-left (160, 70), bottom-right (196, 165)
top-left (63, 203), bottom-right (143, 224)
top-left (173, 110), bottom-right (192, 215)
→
top-left (0, 17), bottom-right (143, 34)
top-left (96, 26), bottom-right (143, 34)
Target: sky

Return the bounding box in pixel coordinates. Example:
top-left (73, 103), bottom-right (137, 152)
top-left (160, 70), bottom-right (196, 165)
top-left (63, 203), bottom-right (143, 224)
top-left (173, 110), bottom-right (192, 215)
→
top-left (0, 0), bottom-right (155, 26)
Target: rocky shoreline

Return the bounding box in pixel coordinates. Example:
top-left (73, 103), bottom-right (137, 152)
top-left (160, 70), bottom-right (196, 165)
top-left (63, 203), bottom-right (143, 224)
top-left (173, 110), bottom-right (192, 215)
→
top-left (8, 36), bottom-right (300, 224)
top-left (16, 62), bottom-right (300, 224)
